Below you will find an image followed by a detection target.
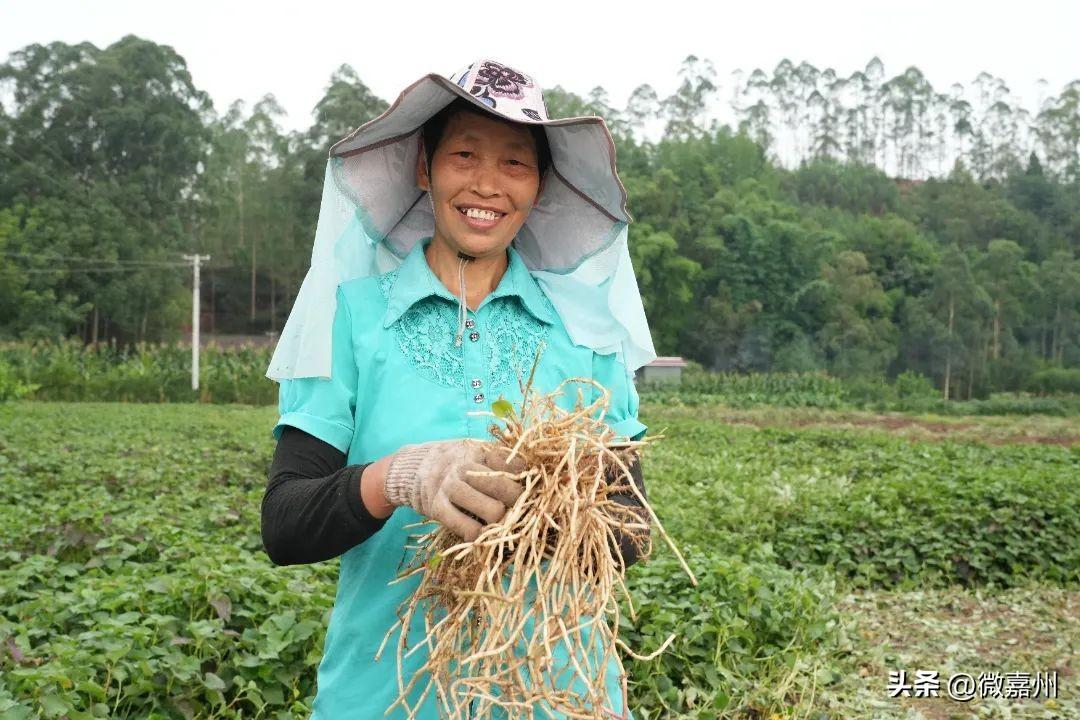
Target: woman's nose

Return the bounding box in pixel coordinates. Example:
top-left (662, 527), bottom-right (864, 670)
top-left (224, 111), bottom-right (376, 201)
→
top-left (470, 161), bottom-right (501, 197)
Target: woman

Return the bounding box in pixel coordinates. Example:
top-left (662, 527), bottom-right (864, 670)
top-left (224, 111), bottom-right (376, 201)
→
top-left (262, 59), bottom-right (657, 719)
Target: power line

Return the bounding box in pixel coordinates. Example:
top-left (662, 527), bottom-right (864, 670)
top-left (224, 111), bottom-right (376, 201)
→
top-left (0, 144), bottom-right (92, 199)
top-left (0, 266), bottom-right (184, 274)
top-left (0, 250), bottom-right (188, 267)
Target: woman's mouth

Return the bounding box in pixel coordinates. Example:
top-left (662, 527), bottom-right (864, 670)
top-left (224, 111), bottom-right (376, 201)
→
top-left (456, 205), bottom-right (506, 230)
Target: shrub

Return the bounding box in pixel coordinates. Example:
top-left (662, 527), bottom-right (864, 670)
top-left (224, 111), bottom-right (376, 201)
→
top-left (0, 359), bottom-right (38, 402)
top-left (1027, 367), bottom-right (1080, 395)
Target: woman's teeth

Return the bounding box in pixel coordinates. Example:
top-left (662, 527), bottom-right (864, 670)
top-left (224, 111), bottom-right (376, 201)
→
top-left (461, 207), bottom-right (502, 221)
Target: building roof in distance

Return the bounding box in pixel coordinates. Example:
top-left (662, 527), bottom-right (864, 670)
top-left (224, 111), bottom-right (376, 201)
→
top-left (645, 356), bottom-right (687, 367)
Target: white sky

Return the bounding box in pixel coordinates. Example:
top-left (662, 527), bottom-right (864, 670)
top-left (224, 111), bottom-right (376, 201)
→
top-left (2, 0), bottom-right (1078, 133)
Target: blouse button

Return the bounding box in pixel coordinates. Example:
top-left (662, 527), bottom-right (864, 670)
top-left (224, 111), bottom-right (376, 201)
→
top-left (469, 331), bottom-right (480, 342)
top-left (465, 318), bottom-right (476, 329)
top-left (474, 392), bottom-right (485, 403)
top-left (471, 378), bottom-right (482, 388)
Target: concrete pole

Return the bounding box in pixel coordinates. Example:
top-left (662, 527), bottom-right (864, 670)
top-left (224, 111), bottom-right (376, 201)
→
top-left (183, 254), bottom-right (211, 392)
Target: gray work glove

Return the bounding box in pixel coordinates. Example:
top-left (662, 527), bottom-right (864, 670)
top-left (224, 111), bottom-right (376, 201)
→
top-left (384, 439), bottom-right (527, 541)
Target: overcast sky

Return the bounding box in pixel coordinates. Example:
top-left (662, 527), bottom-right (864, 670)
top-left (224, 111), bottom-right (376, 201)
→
top-left (3, 0), bottom-right (1078, 132)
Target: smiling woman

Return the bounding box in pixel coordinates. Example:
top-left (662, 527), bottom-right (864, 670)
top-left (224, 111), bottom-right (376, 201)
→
top-left (261, 58), bottom-right (657, 720)
top-left (417, 100), bottom-right (551, 323)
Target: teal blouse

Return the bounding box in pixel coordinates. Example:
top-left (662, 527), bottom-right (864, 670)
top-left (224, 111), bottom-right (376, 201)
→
top-left (273, 236), bottom-right (646, 719)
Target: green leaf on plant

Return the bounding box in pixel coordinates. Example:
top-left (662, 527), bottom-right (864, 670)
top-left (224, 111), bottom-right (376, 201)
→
top-left (491, 396), bottom-right (514, 419)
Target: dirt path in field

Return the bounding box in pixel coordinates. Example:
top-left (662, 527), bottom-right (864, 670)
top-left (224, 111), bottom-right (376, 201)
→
top-left (650, 405), bottom-right (1080, 446)
top-left (782, 414), bottom-right (1080, 446)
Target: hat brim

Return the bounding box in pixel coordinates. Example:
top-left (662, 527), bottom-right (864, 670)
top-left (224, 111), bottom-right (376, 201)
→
top-left (329, 73), bottom-right (631, 226)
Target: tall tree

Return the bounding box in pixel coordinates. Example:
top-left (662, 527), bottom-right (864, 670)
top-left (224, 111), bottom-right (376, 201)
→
top-left (917, 245), bottom-right (992, 398)
top-left (664, 55), bottom-right (717, 139)
top-left (0, 36), bottom-right (209, 342)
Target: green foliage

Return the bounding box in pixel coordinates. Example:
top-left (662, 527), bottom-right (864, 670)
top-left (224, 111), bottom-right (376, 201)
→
top-left (622, 552), bottom-right (844, 719)
top-left (897, 394), bottom-right (1080, 417)
top-left (765, 435), bottom-right (1080, 588)
top-left (1028, 367), bottom-right (1080, 395)
top-left (0, 402), bottom-right (849, 720)
top-left (628, 227), bottom-right (702, 354)
top-left (0, 37), bottom-right (208, 343)
top-left (641, 369), bottom-right (1080, 416)
top-left (0, 403), bottom-right (331, 719)
top-left (0, 339), bottom-right (275, 404)
top-left (2, 40), bottom-right (1079, 398)
top-left (0, 359), bottom-right (37, 401)
top-left (788, 159), bottom-right (900, 215)
top-left (6, 337), bottom-right (1076, 419)
top-left (640, 371), bottom-right (848, 409)
top-left (3, 401), bottom-right (1077, 717)
top-left (642, 404), bottom-right (1080, 590)
top-left (892, 369), bottom-right (938, 399)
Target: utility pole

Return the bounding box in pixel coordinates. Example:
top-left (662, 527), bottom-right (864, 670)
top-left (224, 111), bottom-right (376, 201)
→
top-left (183, 254), bottom-right (211, 392)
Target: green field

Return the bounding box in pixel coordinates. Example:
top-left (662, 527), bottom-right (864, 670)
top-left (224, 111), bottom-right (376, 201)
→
top-left (0, 401), bottom-right (1076, 719)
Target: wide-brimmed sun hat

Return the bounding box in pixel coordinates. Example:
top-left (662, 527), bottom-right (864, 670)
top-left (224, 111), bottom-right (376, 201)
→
top-left (267, 59), bottom-right (656, 382)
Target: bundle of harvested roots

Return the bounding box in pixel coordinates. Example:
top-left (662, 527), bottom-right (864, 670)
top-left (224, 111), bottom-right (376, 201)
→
top-left (377, 350), bottom-right (697, 719)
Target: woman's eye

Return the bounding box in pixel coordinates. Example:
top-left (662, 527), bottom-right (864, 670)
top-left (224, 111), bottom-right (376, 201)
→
top-left (508, 159), bottom-right (527, 167)
top-left (454, 151), bottom-right (473, 158)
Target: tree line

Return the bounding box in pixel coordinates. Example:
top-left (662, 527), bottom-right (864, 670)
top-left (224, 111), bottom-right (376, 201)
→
top-left (1, 37), bottom-right (1077, 398)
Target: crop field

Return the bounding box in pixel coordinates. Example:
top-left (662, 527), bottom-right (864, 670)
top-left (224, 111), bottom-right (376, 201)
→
top-left (0, 401), bottom-right (1076, 719)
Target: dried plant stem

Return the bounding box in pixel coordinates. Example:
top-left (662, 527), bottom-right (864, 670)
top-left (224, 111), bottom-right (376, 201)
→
top-left (381, 347), bottom-right (695, 718)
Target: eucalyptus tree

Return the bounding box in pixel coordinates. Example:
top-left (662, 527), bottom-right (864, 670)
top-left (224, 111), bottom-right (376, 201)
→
top-left (794, 61), bottom-right (822, 160)
top-left (738, 99), bottom-right (774, 154)
top-left (967, 72), bottom-right (1014, 179)
top-left (291, 63), bottom-right (390, 231)
top-left (918, 244), bottom-right (992, 398)
top-left (736, 68), bottom-right (775, 155)
top-left (242, 95), bottom-right (291, 325)
top-left (768, 59), bottom-right (801, 164)
top-left (947, 86), bottom-right (977, 176)
top-left (807, 88), bottom-right (843, 160)
top-left (1035, 81), bottom-right (1080, 181)
top-left (1036, 250), bottom-right (1080, 363)
top-left (928, 91), bottom-right (953, 176)
top-left (982, 100), bottom-right (1024, 179)
top-left (624, 83), bottom-right (659, 138)
top-left (879, 66), bottom-right (935, 178)
top-left (864, 57), bottom-right (887, 167)
top-left (585, 85), bottom-right (632, 138)
top-left (841, 70), bottom-right (874, 164)
top-left (974, 239), bottom-right (1036, 363)
top-left (664, 54), bottom-right (718, 139)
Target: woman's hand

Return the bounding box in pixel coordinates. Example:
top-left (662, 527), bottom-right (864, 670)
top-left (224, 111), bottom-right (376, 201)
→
top-left (383, 439), bottom-right (526, 541)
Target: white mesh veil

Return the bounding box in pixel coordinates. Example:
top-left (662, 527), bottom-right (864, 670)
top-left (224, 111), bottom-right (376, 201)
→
top-left (266, 60), bottom-right (656, 382)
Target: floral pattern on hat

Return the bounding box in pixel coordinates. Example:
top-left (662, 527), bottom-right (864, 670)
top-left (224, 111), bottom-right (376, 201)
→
top-left (472, 61), bottom-right (533, 100)
top-left (448, 60), bottom-right (548, 120)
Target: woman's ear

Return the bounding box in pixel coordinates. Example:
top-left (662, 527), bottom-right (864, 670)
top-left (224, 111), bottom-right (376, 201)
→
top-left (416, 137), bottom-right (430, 191)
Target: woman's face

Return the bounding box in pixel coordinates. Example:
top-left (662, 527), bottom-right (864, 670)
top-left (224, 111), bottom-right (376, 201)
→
top-left (418, 110), bottom-right (542, 259)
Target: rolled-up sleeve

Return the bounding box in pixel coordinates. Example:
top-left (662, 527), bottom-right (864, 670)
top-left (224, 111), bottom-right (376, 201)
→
top-left (273, 285), bottom-right (358, 454)
top-left (591, 350), bottom-right (647, 442)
